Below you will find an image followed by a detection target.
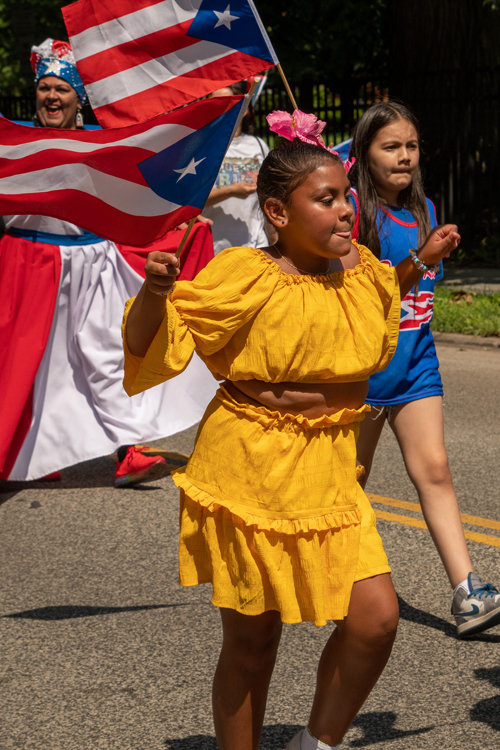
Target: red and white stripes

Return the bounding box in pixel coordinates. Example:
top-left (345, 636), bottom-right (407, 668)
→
top-left (0, 96), bottom-right (240, 245)
top-left (63, 0), bottom-right (277, 127)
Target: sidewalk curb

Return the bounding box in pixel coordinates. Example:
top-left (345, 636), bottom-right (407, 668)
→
top-left (433, 330), bottom-right (500, 349)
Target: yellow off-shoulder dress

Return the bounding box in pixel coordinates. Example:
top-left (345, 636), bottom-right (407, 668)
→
top-left (122, 243), bottom-right (400, 626)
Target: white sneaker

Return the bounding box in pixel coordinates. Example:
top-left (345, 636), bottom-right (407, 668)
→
top-left (284, 729), bottom-right (303, 750)
top-left (452, 572), bottom-right (500, 637)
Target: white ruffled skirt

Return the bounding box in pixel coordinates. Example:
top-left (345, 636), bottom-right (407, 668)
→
top-left (8, 238), bottom-right (216, 480)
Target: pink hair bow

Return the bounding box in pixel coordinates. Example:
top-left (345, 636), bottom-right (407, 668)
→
top-left (267, 109), bottom-right (356, 173)
top-left (266, 109), bottom-right (327, 148)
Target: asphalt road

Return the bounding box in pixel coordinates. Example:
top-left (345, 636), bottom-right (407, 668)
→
top-left (1, 339), bottom-right (499, 750)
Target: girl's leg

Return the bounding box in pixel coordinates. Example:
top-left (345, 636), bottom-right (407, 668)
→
top-left (308, 573), bottom-right (399, 746)
top-left (390, 396), bottom-right (472, 587)
top-left (355, 406), bottom-right (387, 489)
top-left (213, 607), bottom-right (283, 750)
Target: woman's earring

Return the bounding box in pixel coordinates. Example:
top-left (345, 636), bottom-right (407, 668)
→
top-left (281, 221), bottom-right (285, 225)
top-left (76, 107), bottom-right (84, 129)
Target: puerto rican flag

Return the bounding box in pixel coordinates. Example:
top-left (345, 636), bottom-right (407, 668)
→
top-left (380, 258), bottom-right (436, 331)
top-left (0, 95), bottom-right (245, 246)
top-left (62, 0), bottom-right (278, 128)
top-left (400, 291), bottom-right (435, 330)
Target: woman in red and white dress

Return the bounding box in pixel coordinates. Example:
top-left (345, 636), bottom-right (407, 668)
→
top-left (0, 39), bottom-right (216, 486)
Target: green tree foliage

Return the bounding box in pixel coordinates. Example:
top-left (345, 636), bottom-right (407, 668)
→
top-left (0, 0), bottom-right (68, 94)
top-left (259, 0), bottom-right (388, 82)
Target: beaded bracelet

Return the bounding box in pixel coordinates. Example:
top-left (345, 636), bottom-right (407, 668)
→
top-left (409, 248), bottom-right (439, 274)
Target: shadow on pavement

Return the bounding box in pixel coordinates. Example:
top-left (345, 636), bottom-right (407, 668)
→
top-left (397, 595), bottom-right (500, 642)
top-left (0, 457), bottom-right (169, 499)
top-left (398, 594), bottom-right (456, 635)
top-left (164, 724), bottom-right (302, 750)
top-left (0, 490), bottom-right (18, 505)
top-left (163, 716), bottom-right (435, 749)
top-left (164, 735), bottom-right (217, 750)
top-left (2, 603), bottom-right (190, 620)
top-left (471, 667), bottom-right (500, 732)
top-left (350, 711), bottom-right (434, 746)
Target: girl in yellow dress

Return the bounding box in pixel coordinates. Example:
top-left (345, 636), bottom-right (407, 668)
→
top-left (123, 133), bottom-right (459, 750)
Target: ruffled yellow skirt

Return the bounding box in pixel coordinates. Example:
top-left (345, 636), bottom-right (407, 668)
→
top-left (172, 386), bottom-right (390, 626)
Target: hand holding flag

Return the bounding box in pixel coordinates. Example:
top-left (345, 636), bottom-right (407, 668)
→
top-left (144, 250), bottom-right (180, 297)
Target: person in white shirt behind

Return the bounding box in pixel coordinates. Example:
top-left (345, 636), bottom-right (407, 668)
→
top-left (203, 81), bottom-right (270, 254)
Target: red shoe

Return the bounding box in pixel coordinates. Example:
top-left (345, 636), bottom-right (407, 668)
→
top-left (39, 471), bottom-right (62, 482)
top-left (134, 445), bottom-right (190, 472)
top-left (114, 446), bottom-right (167, 488)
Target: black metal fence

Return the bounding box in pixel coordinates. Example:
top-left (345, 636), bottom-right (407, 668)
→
top-left (0, 95), bottom-right (34, 122)
top-left (256, 73), bottom-right (500, 248)
top-left (0, 78), bottom-right (384, 139)
top-left (0, 95), bottom-right (99, 125)
top-left (2, 69), bottom-right (499, 247)
top-left (390, 67), bottom-right (500, 248)
top-left (253, 79), bottom-right (388, 147)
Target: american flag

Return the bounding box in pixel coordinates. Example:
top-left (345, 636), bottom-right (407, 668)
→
top-left (0, 95), bottom-right (245, 245)
top-left (62, 0), bottom-right (278, 128)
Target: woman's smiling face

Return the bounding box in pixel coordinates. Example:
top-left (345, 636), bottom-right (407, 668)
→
top-left (367, 118), bottom-right (420, 204)
top-left (35, 76), bottom-right (79, 129)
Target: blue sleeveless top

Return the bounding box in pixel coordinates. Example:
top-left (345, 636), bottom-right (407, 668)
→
top-left (350, 194), bottom-right (444, 406)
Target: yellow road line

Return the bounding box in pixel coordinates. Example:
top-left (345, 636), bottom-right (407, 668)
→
top-left (373, 507), bottom-right (500, 548)
top-left (374, 509), bottom-right (427, 530)
top-left (368, 493), bottom-right (500, 533)
top-left (367, 494), bottom-right (421, 512)
top-left (461, 513), bottom-right (500, 532)
top-left (464, 530), bottom-right (500, 548)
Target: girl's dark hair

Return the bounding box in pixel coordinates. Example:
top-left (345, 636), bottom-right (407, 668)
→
top-left (257, 139), bottom-right (342, 211)
top-left (349, 101), bottom-right (431, 258)
top-left (227, 80), bottom-right (256, 134)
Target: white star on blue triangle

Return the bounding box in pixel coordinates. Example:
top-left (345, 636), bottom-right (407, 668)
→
top-left (214, 5), bottom-right (240, 29)
top-left (187, 0), bottom-right (275, 65)
top-left (173, 157), bottom-right (206, 182)
top-left (138, 102), bottom-right (242, 210)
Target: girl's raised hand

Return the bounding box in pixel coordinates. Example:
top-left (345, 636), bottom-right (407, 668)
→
top-left (144, 251), bottom-right (180, 297)
top-left (419, 224), bottom-right (461, 266)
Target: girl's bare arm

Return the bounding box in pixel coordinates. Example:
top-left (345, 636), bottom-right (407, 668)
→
top-left (396, 224), bottom-right (460, 298)
top-left (125, 251), bottom-right (179, 357)
top-left (205, 183), bottom-right (257, 206)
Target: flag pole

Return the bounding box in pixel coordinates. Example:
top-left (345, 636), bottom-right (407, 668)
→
top-left (175, 79), bottom-right (260, 261)
top-left (175, 216), bottom-right (197, 259)
top-left (277, 64), bottom-right (297, 110)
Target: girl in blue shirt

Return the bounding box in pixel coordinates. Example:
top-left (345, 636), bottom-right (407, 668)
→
top-left (349, 101), bottom-right (500, 637)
